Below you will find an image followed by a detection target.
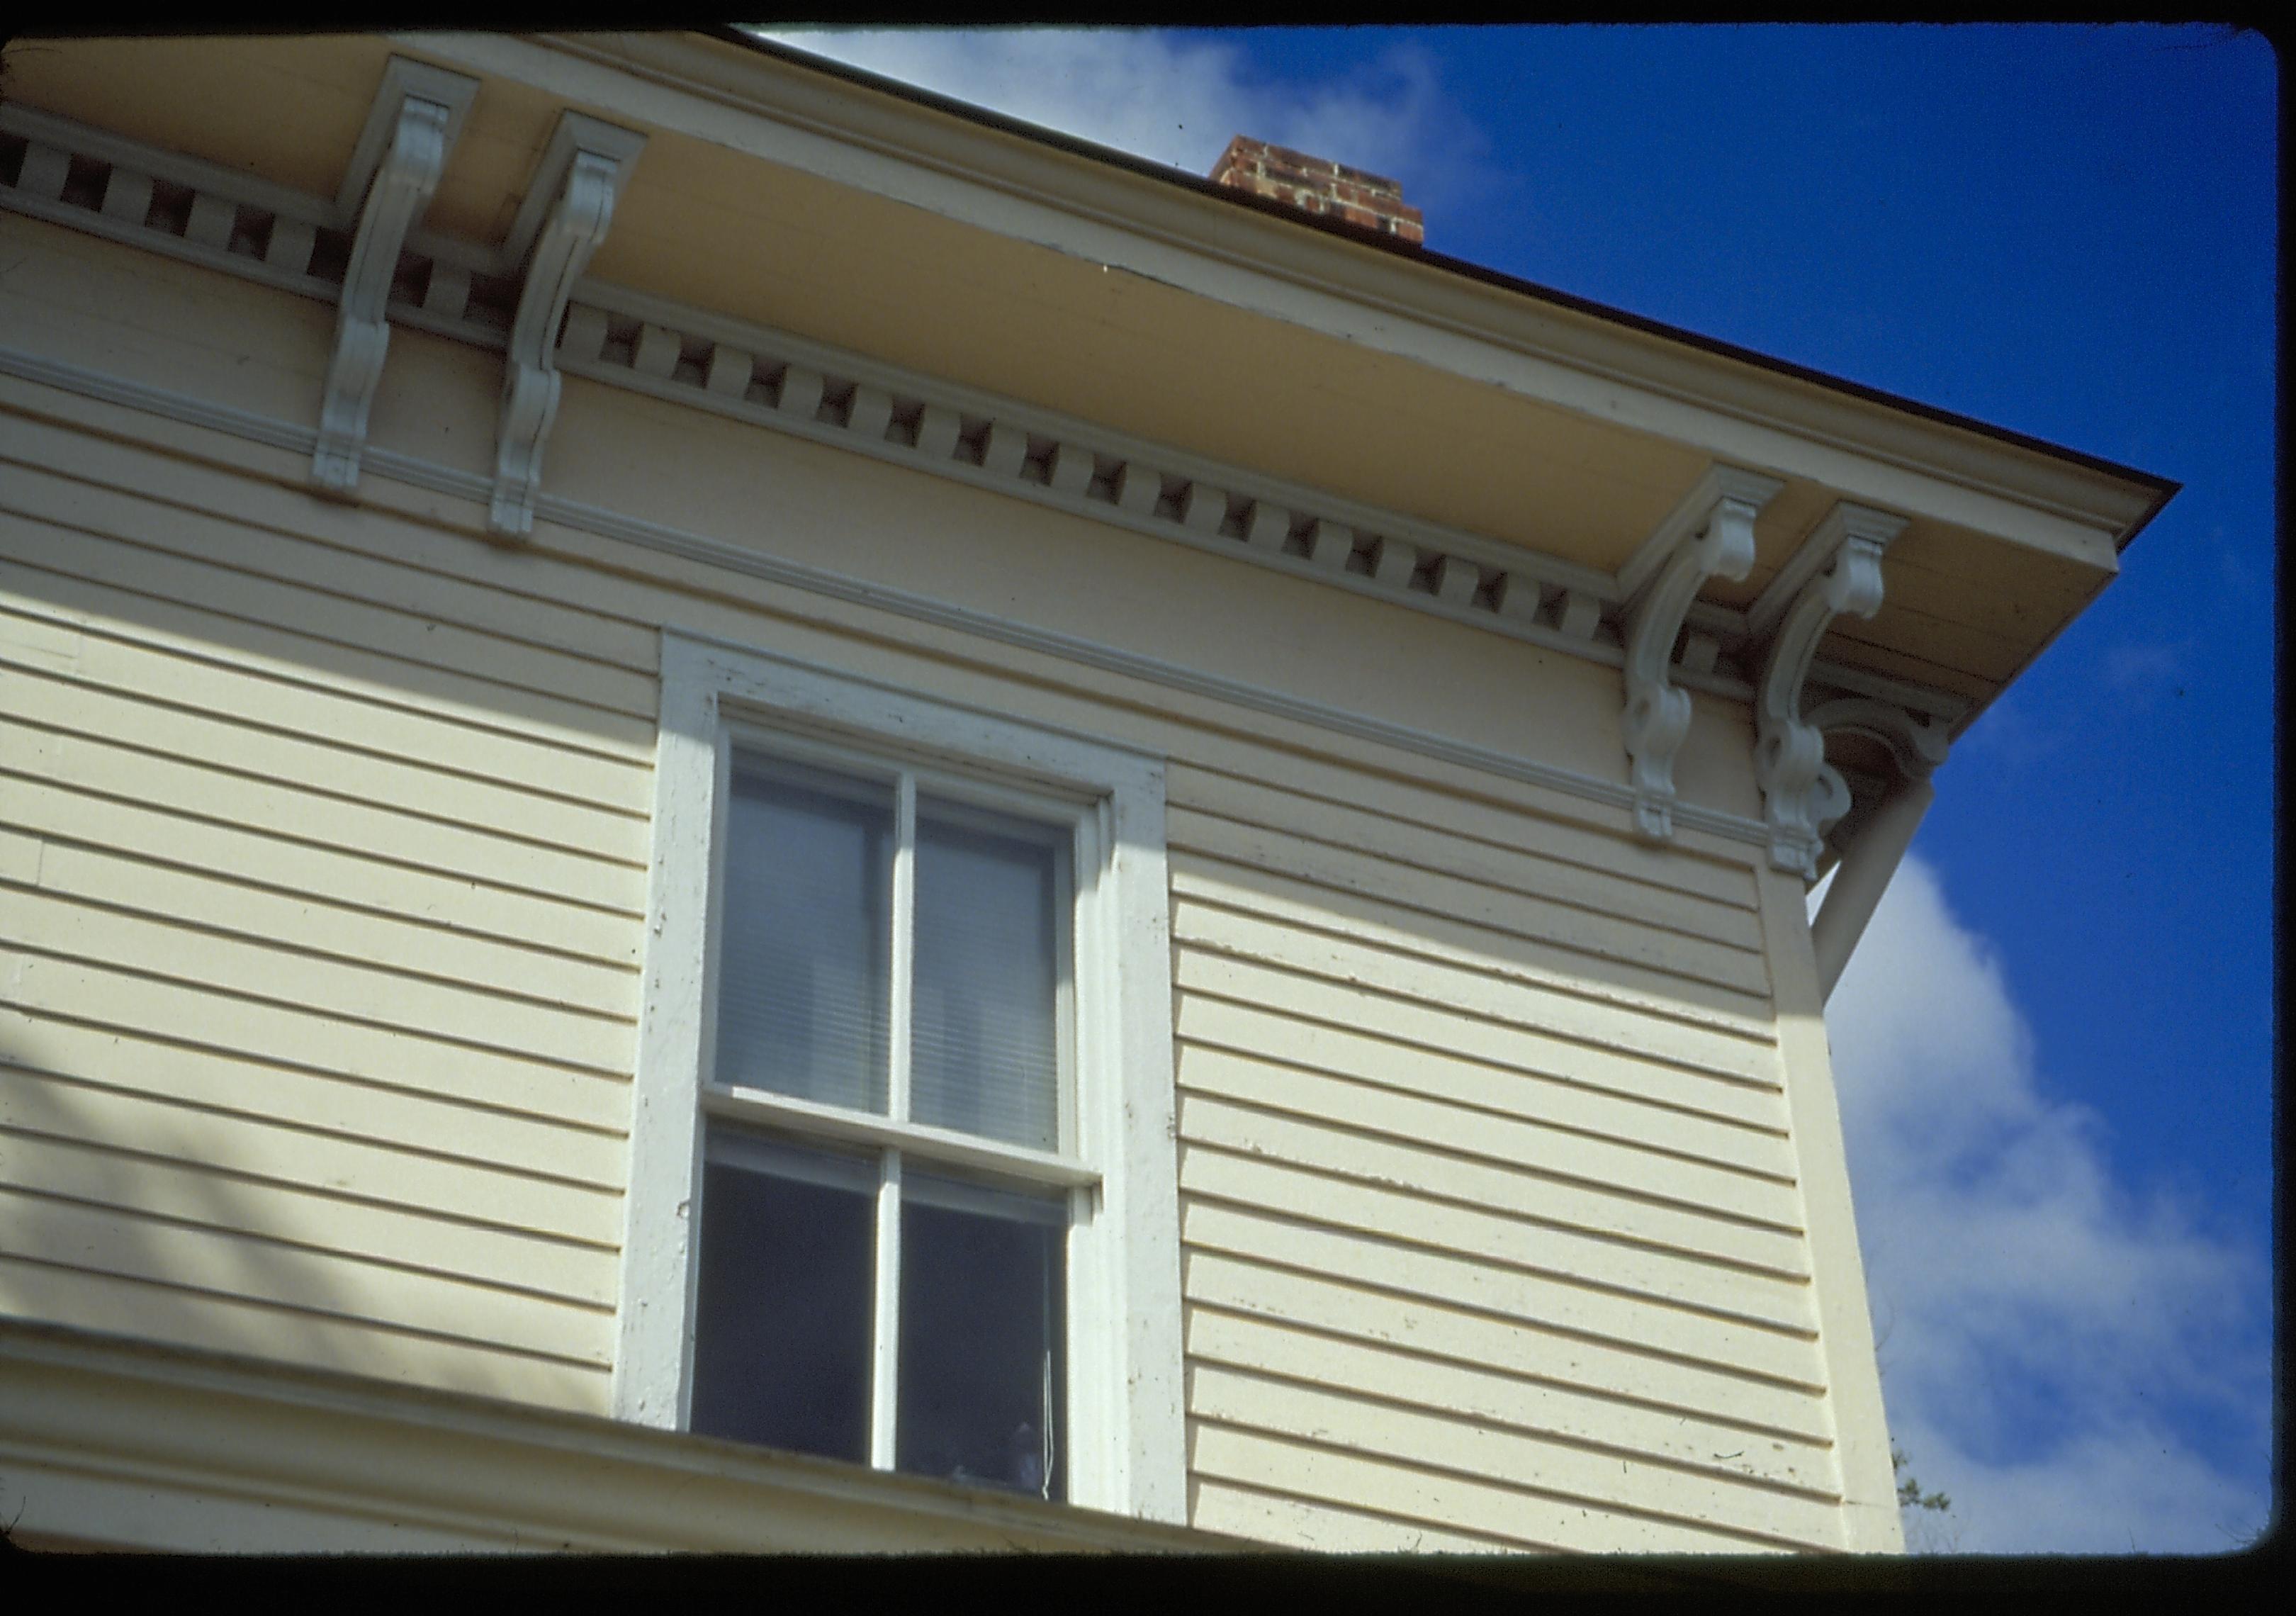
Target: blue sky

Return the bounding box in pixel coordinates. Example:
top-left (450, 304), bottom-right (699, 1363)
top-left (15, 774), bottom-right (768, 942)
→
top-left (753, 24), bottom-right (2276, 1552)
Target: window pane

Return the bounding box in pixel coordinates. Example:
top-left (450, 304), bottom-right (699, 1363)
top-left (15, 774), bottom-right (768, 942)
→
top-left (896, 1169), bottom-right (1067, 1499)
top-left (715, 756), bottom-right (893, 1115)
top-left (911, 799), bottom-right (1064, 1149)
top-left (689, 1129), bottom-right (877, 1464)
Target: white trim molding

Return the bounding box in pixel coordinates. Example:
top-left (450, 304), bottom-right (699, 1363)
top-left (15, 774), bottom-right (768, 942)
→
top-left (1619, 471), bottom-right (1779, 842)
top-left (489, 113), bottom-right (647, 539)
top-left (618, 628), bottom-right (1186, 1525)
top-left (1752, 503), bottom-right (1905, 875)
top-left (547, 281), bottom-right (1631, 669)
top-left (312, 58), bottom-right (479, 496)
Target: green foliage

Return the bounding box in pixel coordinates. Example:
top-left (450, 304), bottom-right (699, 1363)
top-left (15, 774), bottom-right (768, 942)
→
top-left (1892, 1444), bottom-right (1951, 1513)
top-left (1891, 1443), bottom-right (1962, 1552)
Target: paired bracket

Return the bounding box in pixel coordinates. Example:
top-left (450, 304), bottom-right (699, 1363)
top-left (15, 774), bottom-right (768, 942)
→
top-left (1620, 466), bottom-right (1782, 841)
top-left (312, 58), bottom-right (479, 497)
top-left (1752, 503), bottom-right (1908, 875)
top-left (488, 113), bottom-right (647, 540)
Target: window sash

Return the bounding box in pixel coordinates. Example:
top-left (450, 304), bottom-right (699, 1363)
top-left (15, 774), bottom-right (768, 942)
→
top-left (702, 729), bottom-right (1088, 1161)
top-left (702, 729), bottom-right (1090, 1483)
top-left (692, 1122), bottom-right (1070, 1492)
top-left (699, 1084), bottom-right (1099, 1189)
top-left (711, 724), bottom-right (1086, 1160)
top-left (696, 1130), bottom-right (1090, 1228)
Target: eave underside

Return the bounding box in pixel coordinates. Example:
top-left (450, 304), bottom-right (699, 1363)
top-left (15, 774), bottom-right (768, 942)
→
top-left (0, 33), bottom-right (2168, 744)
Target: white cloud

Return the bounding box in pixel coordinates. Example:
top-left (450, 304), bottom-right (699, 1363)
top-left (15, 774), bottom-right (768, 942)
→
top-left (1823, 856), bottom-right (2270, 1553)
top-left (750, 28), bottom-right (1486, 213)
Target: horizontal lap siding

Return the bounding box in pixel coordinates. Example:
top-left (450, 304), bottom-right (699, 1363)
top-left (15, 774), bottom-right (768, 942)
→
top-left (1176, 943), bottom-right (1782, 1133)
top-left (1180, 1157), bottom-right (1821, 1384)
top-left (1169, 764), bottom-right (1763, 949)
top-left (1169, 809), bottom-right (1770, 999)
top-left (0, 421), bottom-right (649, 1413)
top-left (0, 719), bottom-right (644, 938)
top-left (1188, 1350), bottom-right (1839, 1550)
top-left (0, 1185), bottom-right (609, 1367)
top-left (0, 1109), bottom-right (617, 1306)
top-left (0, 1255), bottom-right (609, 1409)
top-left (0, 798), bottom-right (635, 1005)
top-left (1188, 1477), bottom-right (1532, 1553)
top-left (0, 1014), bottom-right (626, 1186)
top-left (1, 315), bottom-right (1842, 1549)
top-left (1166, 777), bottom-right (1843, 1552)
top-left (1187, 1423), bottom-right (1787, 1555)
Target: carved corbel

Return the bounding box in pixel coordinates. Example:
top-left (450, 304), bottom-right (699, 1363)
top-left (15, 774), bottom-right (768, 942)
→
top-left (1804, 694), bottom-right (1951, 781)
top-left (1621, 469), bottom-right (1779, 841)
top-left (1752, 504), bottom-right (1908, 875)
top-left (311, 60), bottom-right (478, 496)
top-left (488, 114), bottom-right (647, 540)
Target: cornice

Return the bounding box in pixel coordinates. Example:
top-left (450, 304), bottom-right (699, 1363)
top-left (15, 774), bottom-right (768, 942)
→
top-left (5, 99), bottom-right (1951, 709)
top-left (1, 88), bottom-right (1979, 843)
top-left (505, 29), bottom-right (2170, 551)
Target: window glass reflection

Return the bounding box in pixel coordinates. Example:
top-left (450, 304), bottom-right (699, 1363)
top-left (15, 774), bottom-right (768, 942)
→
top-left (911, 799), bottom-right (1064, 1150)
top-left (716, 757), bottom-right (894, 1114)
top-left (690, 1129), bottom-right (876, 1464)
top-left (896, 1171), bottom-right (1067, 1499)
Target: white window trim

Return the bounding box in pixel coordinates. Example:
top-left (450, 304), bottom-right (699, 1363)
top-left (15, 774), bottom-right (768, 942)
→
top-left (616, 628), bottom-right (1186, 1525)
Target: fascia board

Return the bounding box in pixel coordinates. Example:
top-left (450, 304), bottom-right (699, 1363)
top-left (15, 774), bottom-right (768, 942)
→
top-left (403, 30), bottom-right (2166, 568)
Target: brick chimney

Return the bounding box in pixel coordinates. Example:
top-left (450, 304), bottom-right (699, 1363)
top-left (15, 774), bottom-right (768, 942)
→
top-left (1209, 135), bottom-right (1426, 246)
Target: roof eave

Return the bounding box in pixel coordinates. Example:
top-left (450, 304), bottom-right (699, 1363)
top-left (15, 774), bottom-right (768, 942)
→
top-left (692, 24), bottom-right (2177, 547)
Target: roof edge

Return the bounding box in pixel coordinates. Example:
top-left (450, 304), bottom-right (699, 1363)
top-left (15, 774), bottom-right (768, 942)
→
top-left (694, 25), bottom-right (2178, 546)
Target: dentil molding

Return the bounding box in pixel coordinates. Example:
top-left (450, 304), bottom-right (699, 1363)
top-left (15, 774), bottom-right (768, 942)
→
top-left (0, 74), bottom-right (1969, 856)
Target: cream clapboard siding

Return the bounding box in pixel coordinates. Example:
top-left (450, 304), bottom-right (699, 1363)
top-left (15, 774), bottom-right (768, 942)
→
top-left (0, 392), bottom-right (653, 1414)
top-left (1164, 768), bottom-right (1842, 1555)
top-left (0, 219), bottom-right (1852, 1553)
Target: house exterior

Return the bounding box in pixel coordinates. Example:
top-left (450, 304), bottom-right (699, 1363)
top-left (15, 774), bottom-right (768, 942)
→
top-left (0, 32), bottom-right (2171, 1556)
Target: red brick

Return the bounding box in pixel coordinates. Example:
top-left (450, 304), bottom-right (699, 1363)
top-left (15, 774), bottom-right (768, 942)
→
top-left (1208, 133), bottom-right (1424, 246)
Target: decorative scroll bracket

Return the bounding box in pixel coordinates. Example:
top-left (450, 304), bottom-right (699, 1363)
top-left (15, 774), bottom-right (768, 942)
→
top-left (488, 113), bottom-right (647, 540)
top-left (311, 60), bottom-right (478, 497)
top-left (1620, 466), bottom-right (1781, 842)
top-left (1804, 693), bottom-right (1951, 781)
top-left (1753, 503), bottom-right (1908, 875)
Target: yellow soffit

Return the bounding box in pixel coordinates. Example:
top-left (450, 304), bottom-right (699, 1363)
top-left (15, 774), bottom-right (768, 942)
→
top-left (1, 31), bottom-right (2168, 565)
top-left (488, 30), bottom-right (2169, 546)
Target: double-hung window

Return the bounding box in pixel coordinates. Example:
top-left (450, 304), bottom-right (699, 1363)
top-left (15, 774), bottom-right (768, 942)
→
top-left (619, 631), bottom-right (1184, 1522)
